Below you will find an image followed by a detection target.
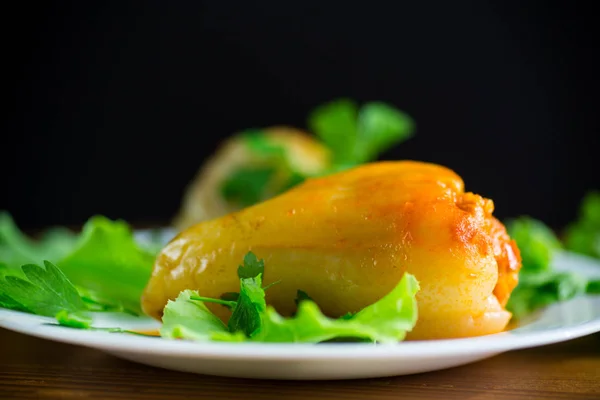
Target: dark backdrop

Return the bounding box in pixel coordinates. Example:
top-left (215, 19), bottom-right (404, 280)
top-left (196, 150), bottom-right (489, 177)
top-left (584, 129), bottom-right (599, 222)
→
top-left (3, 1), bottom-right (598, 230)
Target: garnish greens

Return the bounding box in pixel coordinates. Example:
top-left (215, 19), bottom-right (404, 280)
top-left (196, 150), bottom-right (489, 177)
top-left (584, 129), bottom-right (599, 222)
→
top-left (221, 167), bottom-right (278, 207)
top-left (251, 272), bottom-right (418, 343)
top-left (237, 251), bottom-right (265, 279)
top-left (220, 130), bottom-right (298, 207)
top-left (505, 214), bottom-right (600, 319)
top-left (0, 212), bottom-right (78, 269)
top-left (160, 290), bottom-right (245, 342)
top-left (0, 261), bottom-right (85, 317)
top-left (58, 216), bottom-right (156, 314)
top-left (221, 99), bottom-right (415, 207)
top-left (1, 213), bottom-right (420, 343)
top-left (0, 213), bottom-right (161, 325)
top-left (294, 289), bottom-right (313, 306)
top-left (564, 191), bottom-right (600, 259)
top-left (55, 310), bottom-right (93, 329)
top-left (309, 99), bottom-right (415, 166)
top-left (160, 251), bottom-right (420, 343)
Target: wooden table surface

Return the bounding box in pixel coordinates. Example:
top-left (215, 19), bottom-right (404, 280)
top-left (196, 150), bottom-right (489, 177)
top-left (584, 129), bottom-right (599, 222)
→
top-left (0, 329), bottom-right (598, 400)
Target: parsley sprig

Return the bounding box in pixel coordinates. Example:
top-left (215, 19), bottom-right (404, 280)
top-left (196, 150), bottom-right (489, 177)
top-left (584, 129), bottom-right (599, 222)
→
top-left (0, 260), bottom-right (84, 317)
top-left (308, 99), bottom-right (414, 166)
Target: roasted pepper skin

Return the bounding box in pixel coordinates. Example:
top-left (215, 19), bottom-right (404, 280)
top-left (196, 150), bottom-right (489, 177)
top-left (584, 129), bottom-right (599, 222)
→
top-left (142, 161), bottom-right (521, 340)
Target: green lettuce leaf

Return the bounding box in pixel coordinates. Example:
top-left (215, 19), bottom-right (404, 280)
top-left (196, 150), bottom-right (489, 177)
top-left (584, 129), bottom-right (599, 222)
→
top-left (160, 290), bottom-right (245, 342)
top-left (507, 270), bottom-right (589, 319)
top-left (0, 213), bottom-right (159, 317)
top-left (58, 216), bottom-right (156, 314)
top-left (505, 216), bottom-right (597, 319)
top-left (251, 273), bottom-right (419, 343)
top-left (0, 212), bottom-right (78, 270)
top-left (160, 249), bottom-right (420, 344)
top-left (564, 191), bottom-right (600, 259)
top-left (506, 216), bottom-right (562, 273)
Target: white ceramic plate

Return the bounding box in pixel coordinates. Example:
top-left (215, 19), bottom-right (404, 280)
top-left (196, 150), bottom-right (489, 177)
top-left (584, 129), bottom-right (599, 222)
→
top-left (1, 234), bottom-right (600, 380)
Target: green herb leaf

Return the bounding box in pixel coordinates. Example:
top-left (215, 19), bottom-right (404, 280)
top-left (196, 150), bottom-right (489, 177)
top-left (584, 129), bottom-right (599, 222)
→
top-left (507, 271), bottom-right (589, 319)
top-left (237, 252), bottom-right (265, 279)
top-left (160, 290), bottom-right (245, 342)
top-left (308, 98), bottom-right (359, 165)
top-left (189, 295), bottom-right (237, 308)
top-left (505, 215), bottom-right (596, 320)
top-left (355, 102), bottom-right (415, 163)
top-left (58, 216), bottom-right (156, 314)
top-left (0, 263), bottom-right (28, 311)
top-left (0, 261), bottom-right (85, 317)
top-left (587, 280), bottom-right (600, 294)
top-left (55, 310), bottom-right (93, 329)
top-left (219, 291), bottom-right (240, 304)
top-left (0, 292), bottom-right (25, 311)
top-left (220, 131), bottom-right (304, 206)
top-left (217, 252), bottom-right (271, 312)
top-left (228, 275), bottom-right (266, 336)
top-left (506, 216), bottom-right (562, 273)
top-left (308, 99), bottom-right (415, 166)
top-left (221, 166), bottom-right (278, 207)
top-left (242, 130), bottom-right (287, 156)
top-left (294, 289), bottom-right (313, 306)
top-left (251, 273), bottom-right (419, 343)
top-left (261, 280), bottom-right (281, 291)
top-left (76, 286), bottom-right (139, 315)
top-left (565, 191), bottom-right (600, 259)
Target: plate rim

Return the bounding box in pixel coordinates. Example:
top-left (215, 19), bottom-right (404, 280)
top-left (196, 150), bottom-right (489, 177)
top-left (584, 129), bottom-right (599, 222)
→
top-left (2, 295), bottom-right (600, 361)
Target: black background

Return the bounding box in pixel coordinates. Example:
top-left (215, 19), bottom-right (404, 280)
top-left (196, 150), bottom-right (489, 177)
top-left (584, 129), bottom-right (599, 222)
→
top-left (3, 1), bottom-right (598, 230)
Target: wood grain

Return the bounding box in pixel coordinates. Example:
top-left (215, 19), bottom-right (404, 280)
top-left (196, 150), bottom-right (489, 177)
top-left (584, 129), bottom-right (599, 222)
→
top-left (1, 329), bottom-right (599, 400)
